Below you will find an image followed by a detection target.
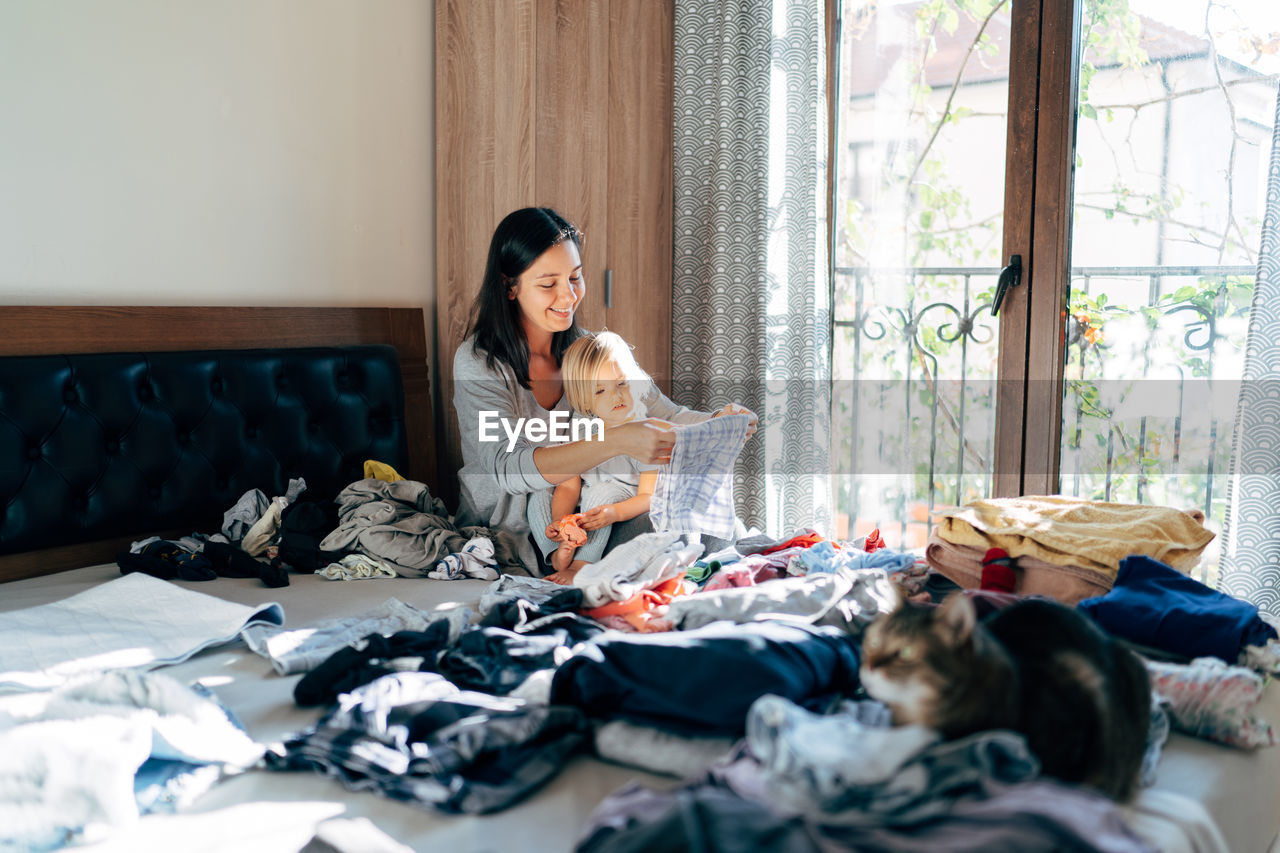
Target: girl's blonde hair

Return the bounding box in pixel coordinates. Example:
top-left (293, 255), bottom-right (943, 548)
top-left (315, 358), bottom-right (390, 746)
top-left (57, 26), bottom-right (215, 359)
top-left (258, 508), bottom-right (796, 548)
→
top-left (561, 331), bottom-right (650, 417)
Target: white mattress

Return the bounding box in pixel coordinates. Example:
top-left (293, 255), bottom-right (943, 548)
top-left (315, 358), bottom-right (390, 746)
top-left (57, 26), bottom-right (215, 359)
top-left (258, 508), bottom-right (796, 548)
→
top-left (2, 564), bottom-right (1277, 853)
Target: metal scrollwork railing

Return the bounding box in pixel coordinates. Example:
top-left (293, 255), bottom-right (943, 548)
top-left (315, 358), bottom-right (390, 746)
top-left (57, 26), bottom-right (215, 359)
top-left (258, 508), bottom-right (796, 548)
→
top-left (832, 264), bottom-right (1254, 563)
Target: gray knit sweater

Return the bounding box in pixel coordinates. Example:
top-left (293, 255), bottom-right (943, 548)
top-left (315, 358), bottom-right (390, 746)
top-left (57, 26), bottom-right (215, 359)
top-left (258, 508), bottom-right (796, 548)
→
top-left (452, 337), bottom-right (707, 572)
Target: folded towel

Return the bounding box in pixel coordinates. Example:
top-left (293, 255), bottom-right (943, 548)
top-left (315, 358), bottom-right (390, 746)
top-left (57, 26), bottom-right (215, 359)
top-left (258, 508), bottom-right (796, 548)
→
top-left (924, 530), bottom-right (1113, 604)
top-left (935, 496), bottom-right (1213, 575)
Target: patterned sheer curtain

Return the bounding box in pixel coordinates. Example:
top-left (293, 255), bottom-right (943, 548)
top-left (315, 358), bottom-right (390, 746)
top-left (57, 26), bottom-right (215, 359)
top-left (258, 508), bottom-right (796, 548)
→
top-left (1219, 86), bottom-right (1280, 618)
top-left (672, 0), bottom-right (831, 537)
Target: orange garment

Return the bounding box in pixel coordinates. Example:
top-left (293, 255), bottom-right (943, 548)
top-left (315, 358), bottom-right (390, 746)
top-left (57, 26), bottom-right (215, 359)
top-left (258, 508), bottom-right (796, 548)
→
top-left (760, 531), bottom-right (830, 555)
top-left (582, 574), bottom-right (690, 633)
top-left (551, 513), bottom-right (588, 547)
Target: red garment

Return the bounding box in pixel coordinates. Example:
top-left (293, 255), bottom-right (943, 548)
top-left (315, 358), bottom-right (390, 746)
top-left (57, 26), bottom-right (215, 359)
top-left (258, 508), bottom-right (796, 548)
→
top-left (862, 528), bottom-right (886, 552)
top-left (980, 547), bottom-right (1017, 593)
top-left (760, 531), bottom-right (829, 555)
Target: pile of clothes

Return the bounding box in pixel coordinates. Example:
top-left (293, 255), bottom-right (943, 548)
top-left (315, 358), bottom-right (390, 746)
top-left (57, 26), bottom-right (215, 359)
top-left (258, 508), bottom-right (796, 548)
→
top-left (316, 477), bottom-right (523, 580)
top-left (113, 461), bottom-right (526, 587)
top-left (557, 528), bottom-right (926, 634)
top-left (926, 496), bottom-right (1216, 604)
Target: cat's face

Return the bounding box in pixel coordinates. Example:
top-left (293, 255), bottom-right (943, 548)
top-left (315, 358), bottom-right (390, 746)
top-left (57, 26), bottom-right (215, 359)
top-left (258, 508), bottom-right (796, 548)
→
top-left (859, 593), bottom-right (978, 727)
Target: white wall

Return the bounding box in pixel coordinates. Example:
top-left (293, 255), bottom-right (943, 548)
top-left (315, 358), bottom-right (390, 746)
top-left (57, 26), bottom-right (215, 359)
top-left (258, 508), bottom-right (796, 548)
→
top-left (0, 1), bottom-right (434, 309)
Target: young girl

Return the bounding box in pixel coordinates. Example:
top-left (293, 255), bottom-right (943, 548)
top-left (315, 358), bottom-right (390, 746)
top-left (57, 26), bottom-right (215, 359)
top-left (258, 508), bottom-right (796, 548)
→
top-left (529, 331), bottom-right (660, 575)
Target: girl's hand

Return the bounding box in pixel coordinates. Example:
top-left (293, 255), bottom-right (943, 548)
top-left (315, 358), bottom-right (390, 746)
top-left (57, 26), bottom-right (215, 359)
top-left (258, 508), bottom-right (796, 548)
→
top-left (713, 403), bottom-right (758, 440)
top-left (545, 523), bottom-right (562, 542)
top-left (610, 418), bottom-right (676, 464)
top-left (580, 504), bottom-right (619, 531)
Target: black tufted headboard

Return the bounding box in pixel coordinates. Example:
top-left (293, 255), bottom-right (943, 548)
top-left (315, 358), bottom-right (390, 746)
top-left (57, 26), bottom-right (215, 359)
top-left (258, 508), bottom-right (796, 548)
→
top-left (0, 345), bottom-right (407, 556)
top-left (0, 307), bottom-right (437, 582)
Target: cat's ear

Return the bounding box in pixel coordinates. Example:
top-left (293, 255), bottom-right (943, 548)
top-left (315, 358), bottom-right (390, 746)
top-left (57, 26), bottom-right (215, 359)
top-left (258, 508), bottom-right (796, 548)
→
top-left (936, 592), bottom-right (977, 644)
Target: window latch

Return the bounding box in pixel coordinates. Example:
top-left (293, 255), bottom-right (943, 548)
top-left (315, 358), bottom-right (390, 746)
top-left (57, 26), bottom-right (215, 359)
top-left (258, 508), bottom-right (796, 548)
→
top-left (991, 254), bottom-right (1023, 317)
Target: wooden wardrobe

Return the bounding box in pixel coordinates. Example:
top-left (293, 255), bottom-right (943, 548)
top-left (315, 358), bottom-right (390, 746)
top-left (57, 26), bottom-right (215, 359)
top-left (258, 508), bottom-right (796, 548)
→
top-left (435, 0), bottom-right (675, 500)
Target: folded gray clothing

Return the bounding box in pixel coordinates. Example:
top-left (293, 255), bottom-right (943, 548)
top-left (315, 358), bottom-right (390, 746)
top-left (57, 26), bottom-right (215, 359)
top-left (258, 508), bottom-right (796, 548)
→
top-left (707, 729), bottom-right (1041, 828)
top-left (593, 720), bottom-right (735, 779)
top-left (321, 479), bottom-right (523, 577)
top-left (335, 478), bottom-right (448, 521)
top-left (222, 489), bottom-right (270, 543)
top-left (479, 575), bottom-right (579, 619)
top-left (746, 694), bottom-right (937, 813)
top-left (320, 514), bottom-right (521, 578)
top-left (241, 598), bottom-right (471, 675)
top-left (664, 567), bottom-right (895, 633)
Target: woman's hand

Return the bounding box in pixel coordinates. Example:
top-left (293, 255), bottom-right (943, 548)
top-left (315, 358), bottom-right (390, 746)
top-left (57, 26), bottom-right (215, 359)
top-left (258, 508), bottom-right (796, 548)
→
top-left (579, 504), bottom-right (619, 531)
top-left (610, 418), bottom-right (676, 464)
top-left (545, 523), bottom-right (562, 542)
top-left (712, 403), bottom-right (758, 440)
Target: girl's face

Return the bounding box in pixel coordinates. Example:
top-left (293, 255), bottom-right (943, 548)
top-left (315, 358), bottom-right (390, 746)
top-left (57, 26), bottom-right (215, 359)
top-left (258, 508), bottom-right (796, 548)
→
top-left (509, 241), bottom-right (584, 340)
top-left (590, 359), bottom-right (636, 427)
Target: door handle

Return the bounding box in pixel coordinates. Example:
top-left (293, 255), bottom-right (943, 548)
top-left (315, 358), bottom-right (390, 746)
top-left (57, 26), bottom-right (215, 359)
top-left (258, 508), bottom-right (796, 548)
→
top-left (604, 269), bottom-right (613, 308)
top-left (991, 254), bottom-right (1023, 316)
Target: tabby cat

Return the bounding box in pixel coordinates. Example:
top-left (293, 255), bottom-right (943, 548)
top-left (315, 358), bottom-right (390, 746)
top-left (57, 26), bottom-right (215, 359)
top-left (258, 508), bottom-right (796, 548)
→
top-left (860, 591), bottom-right (1151, 801)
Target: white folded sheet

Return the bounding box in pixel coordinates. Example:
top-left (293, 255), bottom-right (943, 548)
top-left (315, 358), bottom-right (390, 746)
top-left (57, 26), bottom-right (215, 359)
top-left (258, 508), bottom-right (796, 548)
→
top-left (0, 572), bottom-right (283, 693)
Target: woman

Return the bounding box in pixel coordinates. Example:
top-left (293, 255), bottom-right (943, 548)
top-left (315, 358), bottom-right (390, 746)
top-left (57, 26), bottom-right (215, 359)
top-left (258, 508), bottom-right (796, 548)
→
top-left (452, 207), bottom-right (753, 577)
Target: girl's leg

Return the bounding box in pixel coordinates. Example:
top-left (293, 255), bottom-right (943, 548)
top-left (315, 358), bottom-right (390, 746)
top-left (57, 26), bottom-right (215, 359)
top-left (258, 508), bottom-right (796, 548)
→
top-left (525, 487), bottom-right (566, 573)
top-left (576, 482), bottom-right (637, 564)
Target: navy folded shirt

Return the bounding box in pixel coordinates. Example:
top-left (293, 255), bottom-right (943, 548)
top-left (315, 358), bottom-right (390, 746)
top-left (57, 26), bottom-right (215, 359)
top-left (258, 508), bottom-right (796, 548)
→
top-left (1077, 555), bottom-right (1277, 661)
top-left (549, 620), bottom-right (862, 737)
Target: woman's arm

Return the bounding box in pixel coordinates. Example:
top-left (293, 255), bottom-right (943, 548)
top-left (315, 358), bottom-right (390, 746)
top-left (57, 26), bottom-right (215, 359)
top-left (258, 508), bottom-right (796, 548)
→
top-left (531, 420), bottom-right (675, 485)
top-left (455, 342), bottom-right (678, 492)
top-left (453, 345), bottom-right (556, 495)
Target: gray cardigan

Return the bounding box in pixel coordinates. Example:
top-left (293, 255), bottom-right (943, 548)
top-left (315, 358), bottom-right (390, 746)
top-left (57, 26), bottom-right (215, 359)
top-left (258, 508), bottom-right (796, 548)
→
top-left (452, 337), bottom-right (707, 572)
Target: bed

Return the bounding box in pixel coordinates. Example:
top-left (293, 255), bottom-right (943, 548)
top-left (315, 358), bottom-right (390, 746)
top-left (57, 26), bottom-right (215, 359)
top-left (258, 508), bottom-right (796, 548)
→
top-left (1, 306), bottom-right (1277, 853)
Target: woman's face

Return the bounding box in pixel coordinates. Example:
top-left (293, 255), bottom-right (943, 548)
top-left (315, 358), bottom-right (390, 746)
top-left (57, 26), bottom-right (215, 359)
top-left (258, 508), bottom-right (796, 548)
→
top-left (589, 359), bottom-right (636, 427)
top-left (509, 240), bottom-right (585, 340)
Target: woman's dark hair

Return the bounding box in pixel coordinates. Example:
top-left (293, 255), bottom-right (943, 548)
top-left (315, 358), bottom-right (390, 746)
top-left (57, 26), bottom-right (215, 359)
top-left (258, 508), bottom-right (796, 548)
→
top-left (466, 207), bottom-right (585, 388)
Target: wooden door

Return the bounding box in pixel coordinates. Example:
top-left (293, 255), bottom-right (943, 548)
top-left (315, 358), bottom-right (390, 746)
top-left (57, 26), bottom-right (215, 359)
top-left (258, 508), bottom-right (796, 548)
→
top-left (435, 0), bottom-right (674, 503)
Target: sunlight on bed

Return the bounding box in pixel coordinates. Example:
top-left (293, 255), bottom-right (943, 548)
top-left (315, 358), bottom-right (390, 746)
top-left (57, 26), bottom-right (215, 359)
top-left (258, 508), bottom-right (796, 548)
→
top-left (0, 646), bottom-right (157, 691)
top-left (84, 800), bottom-right (347, 852)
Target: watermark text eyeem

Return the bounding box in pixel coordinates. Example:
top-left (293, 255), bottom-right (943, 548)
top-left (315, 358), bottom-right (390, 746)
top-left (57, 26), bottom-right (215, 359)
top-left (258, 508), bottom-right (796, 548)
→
top-left (478, 411), bottom-right (604, 451)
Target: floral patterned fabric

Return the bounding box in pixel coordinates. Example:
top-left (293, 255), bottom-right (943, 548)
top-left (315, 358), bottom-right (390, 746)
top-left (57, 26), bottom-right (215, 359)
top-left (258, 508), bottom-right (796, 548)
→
top-left (1146, 656), bottom-right (1276, 749)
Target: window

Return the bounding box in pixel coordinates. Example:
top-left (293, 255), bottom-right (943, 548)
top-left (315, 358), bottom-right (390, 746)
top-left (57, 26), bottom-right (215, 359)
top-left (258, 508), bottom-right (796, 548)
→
top-left (831, 0), bottom-right (1279, 578)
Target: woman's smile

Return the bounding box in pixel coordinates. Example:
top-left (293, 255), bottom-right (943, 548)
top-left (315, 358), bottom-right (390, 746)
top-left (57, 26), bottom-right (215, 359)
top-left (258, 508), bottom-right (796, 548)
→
top-left (511, 241), bottom-right (585, 339)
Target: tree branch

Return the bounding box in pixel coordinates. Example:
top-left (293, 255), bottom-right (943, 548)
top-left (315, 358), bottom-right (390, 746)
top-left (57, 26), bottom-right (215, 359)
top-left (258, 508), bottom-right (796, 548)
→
top-left (1092, 74), bottom-right (1279, 112)
top-left (903, 0), bottom-right (1011, 190)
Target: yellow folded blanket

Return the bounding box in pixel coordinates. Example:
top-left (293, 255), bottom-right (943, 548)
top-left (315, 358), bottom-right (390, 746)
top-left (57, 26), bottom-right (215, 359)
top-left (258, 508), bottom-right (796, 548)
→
top-left (935, 495), bottom-right (1214, 576)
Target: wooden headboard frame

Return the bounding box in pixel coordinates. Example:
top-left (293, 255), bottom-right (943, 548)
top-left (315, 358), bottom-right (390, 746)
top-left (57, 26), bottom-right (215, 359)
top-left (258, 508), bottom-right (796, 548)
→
top-left (0, 306), bottom-right (436, 582)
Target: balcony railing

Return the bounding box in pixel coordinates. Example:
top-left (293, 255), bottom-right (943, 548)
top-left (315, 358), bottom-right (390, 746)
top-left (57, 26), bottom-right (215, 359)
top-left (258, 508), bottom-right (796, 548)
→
top-left (831, 263), bottom-right (1254, 581)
